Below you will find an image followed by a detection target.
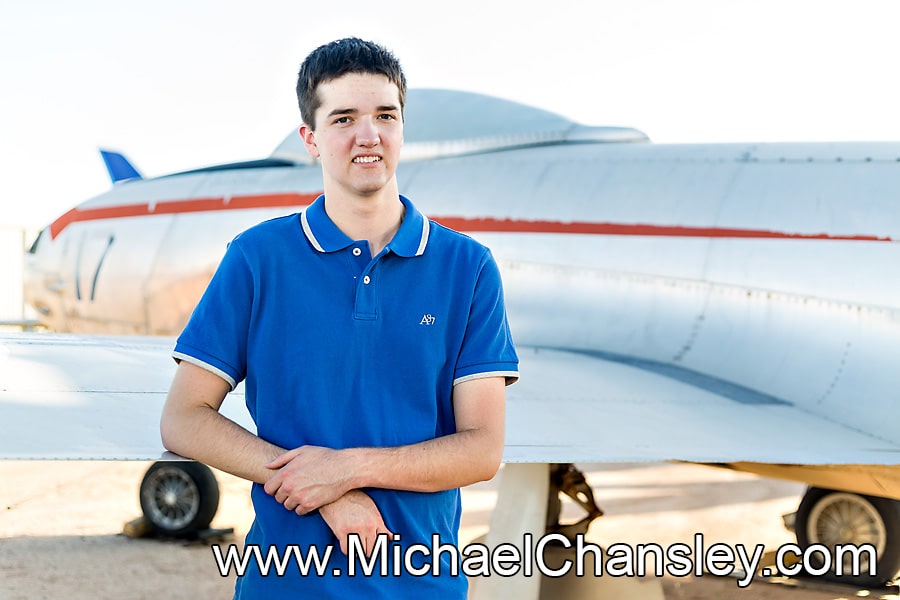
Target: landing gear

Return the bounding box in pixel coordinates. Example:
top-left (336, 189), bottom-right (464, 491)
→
top-left (795, 487), bottom-right (900, 586)
top-left (139, 461), bottom-right (220, 538)
top-left (546, 463), bottom-right (604, 539)
top-left (469, 463), bottom-right (664, 600)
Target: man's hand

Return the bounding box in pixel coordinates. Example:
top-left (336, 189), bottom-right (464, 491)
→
top-left (263, 445), bottom-right (352, 514)
top-left (319, 490), bottom-right (393, 556)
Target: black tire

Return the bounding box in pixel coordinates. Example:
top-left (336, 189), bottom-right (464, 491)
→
top-left (795, 486), bottom-right (900, 586)
top-left (139, 461), bottom-right (220, 538)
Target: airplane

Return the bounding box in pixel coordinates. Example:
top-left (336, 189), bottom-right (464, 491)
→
top-left (3, 87), bottom-right (900, 596)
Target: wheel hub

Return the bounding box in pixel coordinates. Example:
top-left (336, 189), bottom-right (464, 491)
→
top-left (141, 465), bottom-right (201, 530)
top-left (807, 491), bottom-right (888, 576)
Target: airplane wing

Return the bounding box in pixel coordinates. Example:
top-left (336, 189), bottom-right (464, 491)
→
top-left (0, 333), bottom-right (253, 460)
top-left (506, 346), bottom-right (900, 465)
top-left (3, 333), bottom-right (897, 465)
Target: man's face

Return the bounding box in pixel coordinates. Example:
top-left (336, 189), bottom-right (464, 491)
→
top-left (301, 72), bottom-right (403, 199)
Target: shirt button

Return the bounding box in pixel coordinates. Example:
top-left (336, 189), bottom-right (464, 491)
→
top-left (363, 275), bottom-right (371, 284)
top-left (352, 248), bottom-right (362, 256)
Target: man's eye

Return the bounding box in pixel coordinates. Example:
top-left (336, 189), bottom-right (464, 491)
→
top-left (378, 114), bottom-right (396, 120)
top-left (334, 116), bottom-right (350, 124)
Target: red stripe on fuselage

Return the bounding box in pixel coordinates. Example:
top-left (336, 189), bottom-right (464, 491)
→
top-left (431, 217), bottom-right (894, 242)
top-left (49, 193), bottom-right (321, 239)
top-left (48, 192), bottom-right (895, 242)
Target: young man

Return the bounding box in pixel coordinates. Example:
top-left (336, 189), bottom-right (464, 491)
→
top-left (161, 38), bottom-right (518, 598)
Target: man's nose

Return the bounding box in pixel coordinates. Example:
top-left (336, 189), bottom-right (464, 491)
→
top-left (356, 117), bottom-right (380, 146)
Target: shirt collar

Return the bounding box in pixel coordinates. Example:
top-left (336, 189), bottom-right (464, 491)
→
top-left (300, 194), bottom-right (430, 257)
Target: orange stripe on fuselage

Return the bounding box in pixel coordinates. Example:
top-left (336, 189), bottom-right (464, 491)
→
top-left (48, 192), bottom-right (895, 242)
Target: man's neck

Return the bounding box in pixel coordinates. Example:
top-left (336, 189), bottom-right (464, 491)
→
top-left (323, 185), bottom-right (405, 257)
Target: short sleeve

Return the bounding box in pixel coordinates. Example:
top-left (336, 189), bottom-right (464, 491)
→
top-left (173, 239), bottom-right (253, 389)
top-left (453, 249), bottom-right (519, 386)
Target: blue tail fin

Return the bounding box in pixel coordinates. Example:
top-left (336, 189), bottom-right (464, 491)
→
top-left (99, 149), bottom-right (142, 184)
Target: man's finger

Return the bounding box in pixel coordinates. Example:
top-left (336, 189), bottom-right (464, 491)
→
top-left (265, 447), bottom-right (301, 469)
top-left (366, 531), bottom-right (391, 557)
top-left (263, 476), bottom-right (282, 496)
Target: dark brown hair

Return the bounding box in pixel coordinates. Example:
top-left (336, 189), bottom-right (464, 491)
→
top-left (296, 37), bottom-right (407, 130)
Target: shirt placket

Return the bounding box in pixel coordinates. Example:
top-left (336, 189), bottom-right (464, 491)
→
top-left (350, 243), bottom-right (379, 320)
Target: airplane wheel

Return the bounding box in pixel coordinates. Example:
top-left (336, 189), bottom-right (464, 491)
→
top-left (795, 487), bottom-right (900, 586)
top-left (139, 461), bottom-right (220, 538)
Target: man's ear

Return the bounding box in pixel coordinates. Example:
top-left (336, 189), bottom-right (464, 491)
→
top-left (299, 124), bottom-right (320, 158)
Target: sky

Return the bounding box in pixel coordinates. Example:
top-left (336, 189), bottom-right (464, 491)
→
top-left (2, 0), bottom-right (900, 228)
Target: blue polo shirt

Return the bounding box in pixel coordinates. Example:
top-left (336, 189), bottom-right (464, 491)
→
top-left (173, 194), bottom-right (518, 599)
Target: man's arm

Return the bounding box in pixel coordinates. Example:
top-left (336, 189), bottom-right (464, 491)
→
top-left (161, 360), bottom-right (389, 555)
top-left (264, 375), bottom-right (506, 514)
top-left (160, 360), bottom-right (285, 484)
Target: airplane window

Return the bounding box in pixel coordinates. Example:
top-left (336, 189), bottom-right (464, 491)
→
top-left (27, 228), bottom-right (45, 254)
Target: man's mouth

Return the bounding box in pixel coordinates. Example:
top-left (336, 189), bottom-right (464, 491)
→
top-left (353, 156), bottom-right (382, 163)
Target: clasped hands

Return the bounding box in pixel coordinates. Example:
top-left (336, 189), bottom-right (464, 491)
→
top-left (263, 445), bottom-right (391, 555)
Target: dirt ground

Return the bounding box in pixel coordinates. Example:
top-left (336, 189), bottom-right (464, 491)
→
top-left (1, 461), bottom-right (897, 599)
